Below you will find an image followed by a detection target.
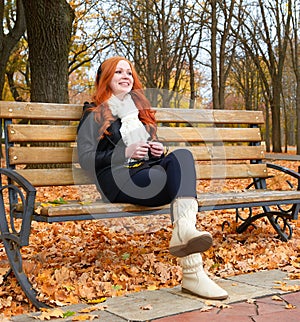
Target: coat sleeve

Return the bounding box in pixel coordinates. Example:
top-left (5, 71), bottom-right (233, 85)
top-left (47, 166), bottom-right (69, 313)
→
top-left (77, 110), bottom-right (99, 175)
top-left (77, 110), bottom-right (127, 176)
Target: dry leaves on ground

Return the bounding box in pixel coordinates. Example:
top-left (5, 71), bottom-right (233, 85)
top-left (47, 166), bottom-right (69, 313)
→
top-left (0, 159), bottom-right (299, 318)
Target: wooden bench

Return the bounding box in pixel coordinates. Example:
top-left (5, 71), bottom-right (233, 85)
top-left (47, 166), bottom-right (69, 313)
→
top-left (1, 101), bottom-right (300, 309)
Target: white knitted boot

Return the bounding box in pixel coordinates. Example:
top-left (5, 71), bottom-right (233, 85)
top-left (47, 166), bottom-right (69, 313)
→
top-left (169, 198), bottom-right (213, 257)
top-left (180, 253), bottom-right (228, 300)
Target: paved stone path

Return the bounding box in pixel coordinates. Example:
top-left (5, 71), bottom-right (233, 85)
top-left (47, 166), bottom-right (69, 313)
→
top-left (10, 269), bottom-right (299, 322)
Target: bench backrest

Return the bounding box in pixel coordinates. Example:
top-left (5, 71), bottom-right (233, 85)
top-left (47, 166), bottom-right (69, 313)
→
top-left (0, 101), bottom-right (266, 187)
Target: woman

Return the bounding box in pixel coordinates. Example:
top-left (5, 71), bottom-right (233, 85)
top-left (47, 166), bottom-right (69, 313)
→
top-left (77, 56), bottom-right (228, 300)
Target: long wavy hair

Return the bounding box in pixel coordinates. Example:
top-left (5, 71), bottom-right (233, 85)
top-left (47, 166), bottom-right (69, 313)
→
top-left (91, 56), bottom-right (157, 140)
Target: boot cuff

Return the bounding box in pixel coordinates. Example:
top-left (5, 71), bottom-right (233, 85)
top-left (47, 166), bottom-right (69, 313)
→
top-left (179, 253), bottom-right (203, 273)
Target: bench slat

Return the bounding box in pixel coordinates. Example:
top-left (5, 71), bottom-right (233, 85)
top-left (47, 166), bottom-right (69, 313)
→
top-left (16, 168), bottom-right (92, 186)
top-left (9, 147), bottom-right (76, 164)
top-left (0, 101), bottom-right (264, 124)
top-left (195, 163), bottom-right (268, 179)
top-left (8, 124), bottom-right (77, 142)
top-left (15, 163), bottom-right (267, 186)
top-left (156, 109), bottom-right (265, 124)
top-left (0, 101), bottom-right (82, 120)
top-left (183, 145), bottom-right (265, 160)
top-left (20, 190), bottom-right (300, 217)
top-left (8, 124), bottom-right (261, 143)
top-left (158, 127), bottom-right (261, 142)
top-left (9, 145), bottom-right (265, 165)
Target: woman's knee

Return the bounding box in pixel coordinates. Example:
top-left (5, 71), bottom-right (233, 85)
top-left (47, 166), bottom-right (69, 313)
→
top-left (168, 148), bottom-right (195, 164)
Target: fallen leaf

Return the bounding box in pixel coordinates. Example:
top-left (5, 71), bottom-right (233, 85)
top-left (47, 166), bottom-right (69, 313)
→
top-left (288, 272), bottom-right (300, 280)
top-left (204, 300), bottom-right (214, 306)
top-left (215, 303), bottom-right (231, 309)
top-left (140, 304), bottom-right (153, 310)
top-left (79, 306), bottom-right (100, 313)
top-left (246, 298), bottom-right (256, 304)
top-left (285, 303), bottom-right (296, 309)
top-left (72, 314), bottom-right (98, 321)
top-left (84, 297), bottom-right (107, 304)
top-left (34, 308), bottom-right (64, 320)
top-left (200, 306), bottom-right (214, 312)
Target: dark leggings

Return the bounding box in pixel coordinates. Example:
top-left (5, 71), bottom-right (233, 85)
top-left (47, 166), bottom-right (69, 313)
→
top-left (114, 149), bottom-right (197, 207)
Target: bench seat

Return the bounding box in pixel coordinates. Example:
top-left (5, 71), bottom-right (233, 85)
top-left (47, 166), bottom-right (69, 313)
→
top-left (13, 190), bottom-right (300, 221)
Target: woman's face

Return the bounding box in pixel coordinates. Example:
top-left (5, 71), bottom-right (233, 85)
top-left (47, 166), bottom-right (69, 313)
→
top-left (110, 60), bottom-right (134, 98)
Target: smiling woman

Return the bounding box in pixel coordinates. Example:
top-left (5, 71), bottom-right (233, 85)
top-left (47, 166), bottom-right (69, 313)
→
top-left (76, 56), bottom-right (228, 300)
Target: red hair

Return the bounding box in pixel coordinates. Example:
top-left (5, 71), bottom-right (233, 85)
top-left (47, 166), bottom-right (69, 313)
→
top-left (91, 56), bottom-right (157, 139)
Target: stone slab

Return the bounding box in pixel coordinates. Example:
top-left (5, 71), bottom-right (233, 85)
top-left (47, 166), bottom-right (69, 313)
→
top-left (168, 277), bottom-right (278, 305)
top-left (226, 269), bottom-right (300, 295)
top-left (104, 287), bottom-right (206, 321)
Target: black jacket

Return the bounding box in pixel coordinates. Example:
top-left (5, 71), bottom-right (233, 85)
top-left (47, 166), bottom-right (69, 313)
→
top-left (77, 104), bottom-right (159, 202)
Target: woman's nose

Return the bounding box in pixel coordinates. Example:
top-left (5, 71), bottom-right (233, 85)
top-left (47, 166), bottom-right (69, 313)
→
top-left (121, 71), bottom-right (129, 78)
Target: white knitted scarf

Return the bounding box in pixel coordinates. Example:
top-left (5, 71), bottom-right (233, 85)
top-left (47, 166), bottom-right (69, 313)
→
top-left (108, 94), bottom-right (150, 146)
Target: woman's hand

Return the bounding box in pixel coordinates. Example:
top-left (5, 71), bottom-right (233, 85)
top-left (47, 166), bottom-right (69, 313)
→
top-left (149, 141), bottom-right (164, 157)
top-left (125, 141), bottom-right (150, 160)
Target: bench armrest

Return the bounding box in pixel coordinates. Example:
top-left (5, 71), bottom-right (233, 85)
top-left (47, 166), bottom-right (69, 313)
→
top-left (266, 162), bottom-right (300, 189)
top-left (0, 168), bottom-right (36, 246)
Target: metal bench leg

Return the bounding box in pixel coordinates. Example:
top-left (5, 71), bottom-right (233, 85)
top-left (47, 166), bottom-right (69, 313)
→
top-left (0, 169), bottom-right (50, 309)
top-left (235, 207), bottom-right (294, 241)
top-left (1, 233), bottom-right (50, 309)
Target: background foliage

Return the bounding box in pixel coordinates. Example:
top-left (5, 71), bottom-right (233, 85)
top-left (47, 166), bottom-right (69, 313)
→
top-left (1, 1), bottom-right (300, 149)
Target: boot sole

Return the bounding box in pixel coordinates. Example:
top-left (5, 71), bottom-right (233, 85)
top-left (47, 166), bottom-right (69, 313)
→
top-left (169, 233), bottom-right (213, 257)
top-left (182, 287), bottom-right (228, 300)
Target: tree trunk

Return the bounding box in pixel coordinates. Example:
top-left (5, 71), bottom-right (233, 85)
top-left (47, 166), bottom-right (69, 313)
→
top-left (0, 0), bottom-right (26, 99)
top-left (265, 102), bottom-right (271, 152)
top-left (22, 0), bottom-right (74, 103)
top-left (271, 86), bottom-right (282, 152)
top-left (211, 0), bottom-right (219, 109)
top-left (296, 82), bottom-right (300, 154)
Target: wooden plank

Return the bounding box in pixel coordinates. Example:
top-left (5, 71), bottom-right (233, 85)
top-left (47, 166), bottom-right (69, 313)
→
top-left (16, 168), bottom-right (92, 186)
top-left (26, 190), bottom-right (300, 217)
top-left (195, 163), bottom-right (268, 179)
top-left (8, 144), bottom-right (265, 165)
top-left (8, 124), bottom-right (262, 143)
top-left (36, 201), bottom-right (169, 217)
top-left (0, 101), bottom-right (83, 120)
top-left (0, 101), bottom-right (264, 124)
top-left (198, 190), bottom-right (300, 207)
top-left (155, 109), bottom-right (264, 124)
top-left (168, 145), bottom-right (265, 161)
top-left (8, 124), bottom-right (77, 142)
top-left (157, 127), bottom-right (261, 142)
top-left (9, 147), bottom-right (77, 164)
top-left (264, 153), bottom-right (300, 161)
top-left (15, 162), bottom-right (268, 187)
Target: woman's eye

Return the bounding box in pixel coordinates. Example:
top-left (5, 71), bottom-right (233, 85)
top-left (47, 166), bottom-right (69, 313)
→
top-left (115, 70), bottom-right (132, 75)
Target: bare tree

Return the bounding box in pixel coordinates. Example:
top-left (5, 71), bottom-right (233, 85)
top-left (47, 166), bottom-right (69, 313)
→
top-left (203, 0), bottom-right (243, 109)
top-left (237, 0), bottom-right (292, 152)
top-left (289, 0), bottom-right (300, 154)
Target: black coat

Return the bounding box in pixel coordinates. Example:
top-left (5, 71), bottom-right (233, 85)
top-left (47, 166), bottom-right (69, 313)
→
top-left (77, 105), bottom-right (160, 202)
